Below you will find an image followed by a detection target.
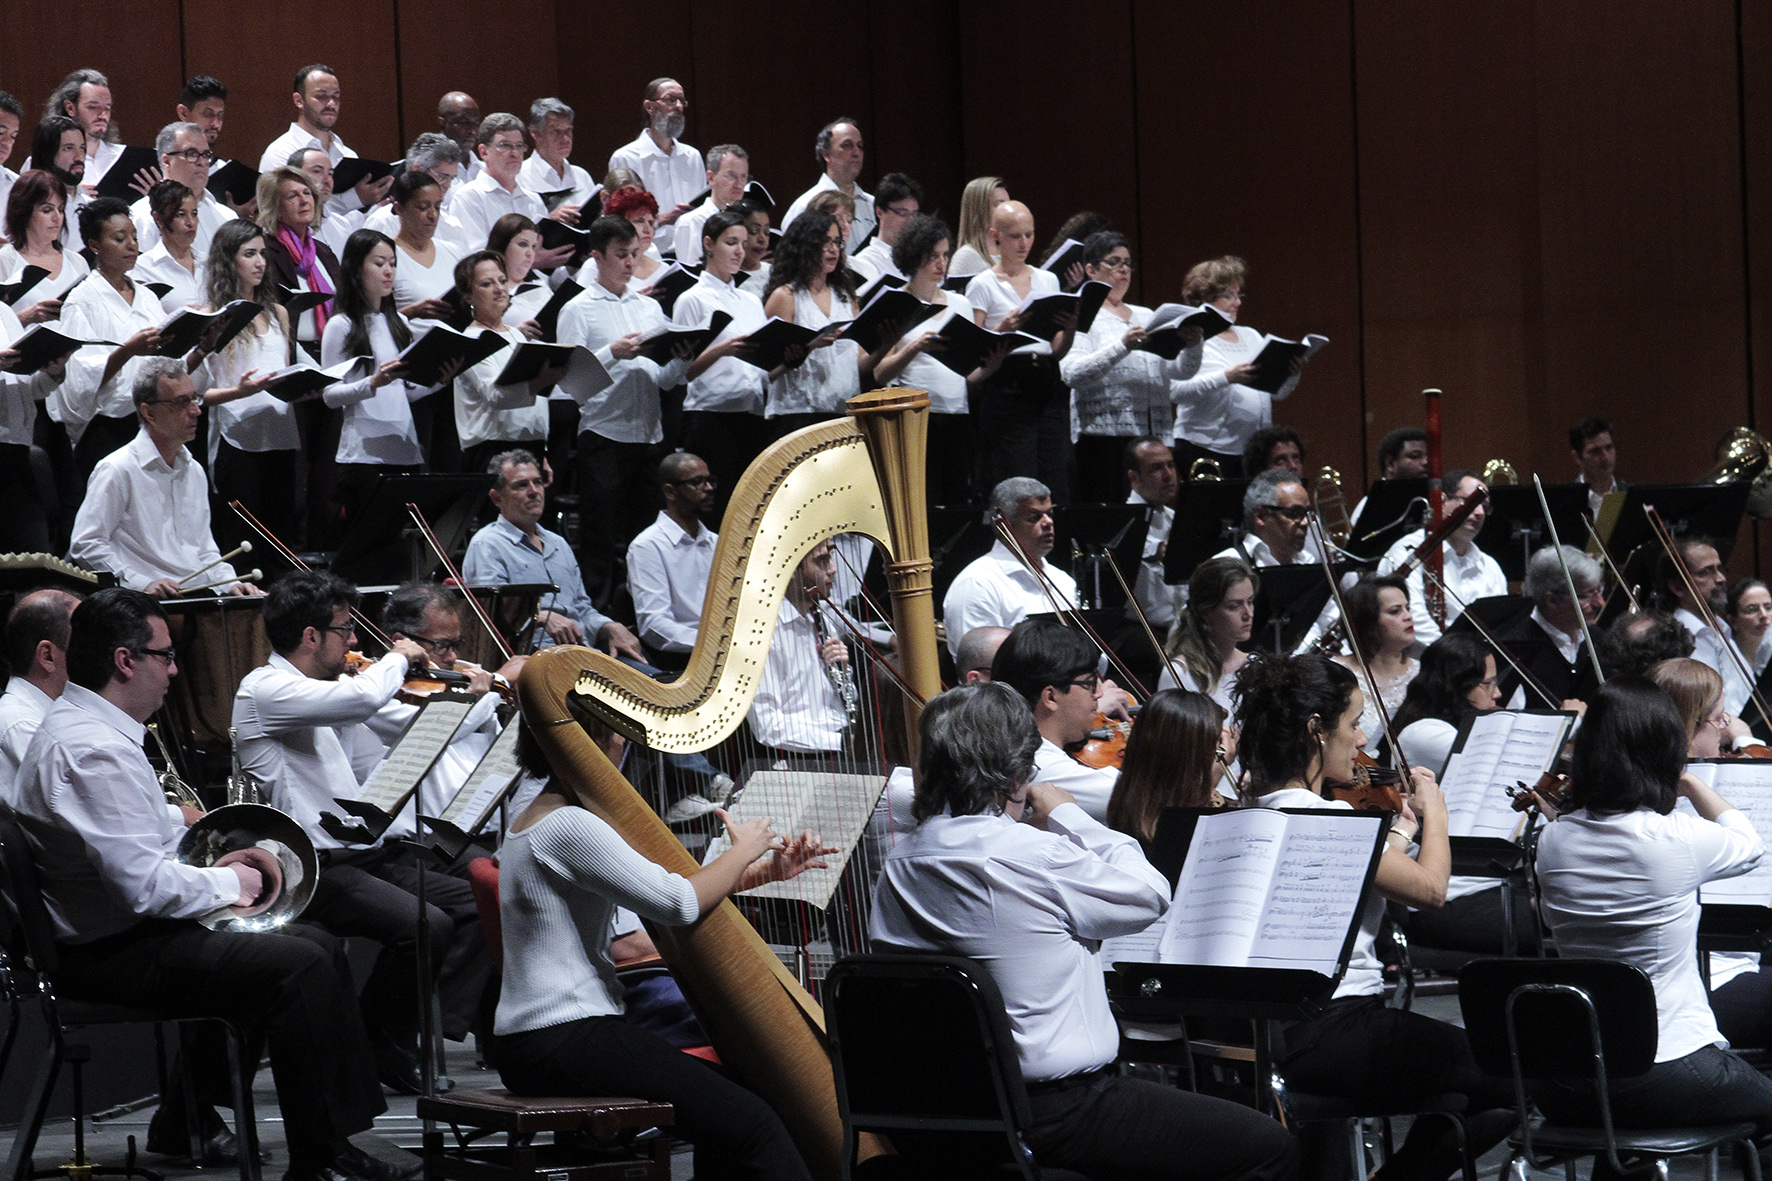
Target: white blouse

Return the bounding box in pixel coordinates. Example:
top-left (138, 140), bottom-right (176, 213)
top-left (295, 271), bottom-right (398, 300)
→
top-left (0, 243), bottom-right (89, 319)
top-left (1169, 324), bottom-right (1302, 453)
top-left (765, 285), bottom-right (858, 417)
top-left (456, 323), bottom-right (546, 448)
top-left (674, 271), bottom-right (767, 414)
top-left (320, 312), bottom-right (443, 466)
top-left (1061, 302), bottom-right (1199, 438)
top-left (392, 239), bottom-right (464, 328)
top-left (890, 292), bottom-right (974, 416)
top-left (198, 312), bottom-right (300, 458)
top-left (965, 267), bottom-right (1058, 356)
top-left (130, 243), bottom-right (205, 316)
top-left (56, 273), bottom-right (164, 442)
top-left (0, 302), bottom-right (62, 447)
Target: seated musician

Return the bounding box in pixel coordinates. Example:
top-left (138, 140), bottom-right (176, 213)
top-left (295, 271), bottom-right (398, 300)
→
top-left (955, 624), bottom-right (1011, 684)
top-left (1158, 557), bottom-right (1257, 712)
top-left (491, 712), bottom-right (830, 1181)
top-left (625, 451), bottom-right (718, 665)
top-left (747, 539), bottom-right (853, 767)
top-left (1214, 467), bottom-right (1317, 567)
top-left (1377, 468), bottom-right (1503, 646)
top-left (1661, 536), bottom-right (1754, 719)
top-left (1106, 688), bottom-right (1233, 847)
top-left (1234, 652), bottom-right (1514, 1180)
top-left (990, 618), bottom-right (1120, 821)
top-left (1534, 677), bottom-right (1772, 1170)
top-left (4, 588), bottom-right (406, 1181)
top-left (68, 357), bottom-right (261, 599)
top-left (868, 681), bottom-right (1298, 1181)
top-left (1389, 633), bottom-right (1539, 955)
top-left (461, 449), bottom-right (645, 659)
top-left (1486, 544), bottom-right (1603, 709)
top-left (1117, 436), bottom-right (1178, 687)
top-left (0, 586), bottom-right (81, 786)
top-left (1240, 424), bottom-right (1305, 477)
top-left (233, 571), bottom-right (480, 1095)
top-left (942, 476), bottom-right (1079, 658)
top-left (1330, 574), bottom-right (1418, 755)
top-left (1597, 608), bottom-right (1695, 679)
top-left (1347, 426), bottom-right (1429, 524)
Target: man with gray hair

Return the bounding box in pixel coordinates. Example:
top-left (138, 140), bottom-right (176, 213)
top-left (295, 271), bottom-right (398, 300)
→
top-left (70, 357), bottom-right (259, 598)
top-left (780, 117), bottom-right (875, 254)
top-left (519, 98), bottom-right (598, 221)
top-left (673, 143), bottom-right (750, 266)
top-left (1378, 468), bottom-right (1506, 645)
top-left (941, 477), bottom-right (1079, 657)
top-left (363, 133), bottom-right (467, 239)
top-left (129, 121), bottom-right (235, 253)
top-left (444, 113), bottom-right (572, 262)
top-left (1482, 543), bottom-right (1604, 708)
top-left (1215, 467), bottom-right (1317, 568)
top-left (607, 78), bottom-right (703, 256)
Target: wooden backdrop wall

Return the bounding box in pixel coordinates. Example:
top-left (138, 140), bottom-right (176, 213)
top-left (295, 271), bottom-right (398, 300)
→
top-left (4, 0), bottom-right (1771, 564)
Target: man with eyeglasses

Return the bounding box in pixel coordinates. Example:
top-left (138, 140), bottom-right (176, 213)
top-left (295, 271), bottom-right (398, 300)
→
top-left (627, 451), bottom-right (719, 665)
top-left (443, 113), bottom-right (573, 267)
top-left (1482, 544), bottom-right (1604, 711)
top-left (71, 357), bottom-right (261, 599)
top-left (130, 121), bottom-right (236, 255)
top-left (1215, 467), bottom-right (1319, 569)
top-left (672, 143), bottom-right (751, 267)
top-left (1661, 537), bottom-right (1755, 719)
top-left (989, 618), bottom-right (1121, 822)
top-left (851, 171), bottom-right (921, 280)
top-left (607, 78), bottom-right (704, 257)
top-left (11, 586), bottom-right (411, 1181)
top-left (1377, 468), bottom-right (1505, 646)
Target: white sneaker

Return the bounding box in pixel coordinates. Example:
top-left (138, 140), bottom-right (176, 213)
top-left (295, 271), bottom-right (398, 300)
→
top-left (710, 774), bottom-right (738, 807)
top-left (663, 794), bottom-right (721, 824)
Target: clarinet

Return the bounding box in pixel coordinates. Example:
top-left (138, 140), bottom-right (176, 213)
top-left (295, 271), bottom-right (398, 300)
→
top-left (809, 588), bottom-right (860, 724)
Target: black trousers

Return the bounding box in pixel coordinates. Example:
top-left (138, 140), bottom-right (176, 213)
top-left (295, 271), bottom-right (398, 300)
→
top-left (54, 918), bottom-right (385, 1170)
top-left (927, 410), bottom-right (978, 509)
top-left (304, 849), bottom-right (490, 1042)
top-left (333, 462), bottom-right (422, 540)
top-left (682, 408), bottom-right (771, 525)
top-left (73, 413), bottom-right (138, 479)
top-left (0, 441), bottom-right (51, 553)
top-left (1399, 881), bottom-right (1542, 955)
top-left (575, 431), bottom-right (663, 608)
top-left (211, 439), bottom-right (298, 555)
top-left (1711, 967), bottom-right (1772, 1049)
top-left (492, 1015), bottom-right (812, 1181)
top-left (1279, 995), bottom-right (1514, 1181)
top-left (1172, 436), bottom-right (1244, 480)
top-left (32, 415), bottom-right (81, 554)
top-left (1023, 1072), bottom-right (1296, 1181)
top-left (974, 355), bottom-right (1071, 503)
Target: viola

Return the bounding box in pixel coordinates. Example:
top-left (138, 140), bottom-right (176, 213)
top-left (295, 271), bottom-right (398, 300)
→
top-left (1075, 713), bottom-right (1132, 770)
top-left (1327, 751), bottom-right (1405, 813)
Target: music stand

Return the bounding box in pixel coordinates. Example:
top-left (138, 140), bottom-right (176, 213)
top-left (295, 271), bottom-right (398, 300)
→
top-left (1344, 478), bottom-right (1429, 561)
top-left (1163, 480), bottom-right (1249, 586)
top-left (1474, 483), bottom-right (1588, 583)
top-left (1053, 504), bottom-right (1148, 611)
top-left (331, 474), bottom-right (495, 585)
top-left (1250, 563), bottom-right (1342, 654)
top-left (928, 507), bottom-right (996, 609)
top-left (1602, 483), bottom-right (1751, 565)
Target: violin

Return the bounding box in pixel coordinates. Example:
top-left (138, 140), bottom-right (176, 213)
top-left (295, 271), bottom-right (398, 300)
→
top-left (1327, 751), bottom-right (1406, 813)
top-left (1508, 769), bottom-right (1572, 817)
top-left (343, 649), bottom-right (474, 704)
top-left (1075, 713), bottom-right (1133, 770)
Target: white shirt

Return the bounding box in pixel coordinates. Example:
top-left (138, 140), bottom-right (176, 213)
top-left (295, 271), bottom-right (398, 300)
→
top-left (1155, 658), bottom-right (1246, 717)
top-left (607, 131), bottom-right (705, 256)
top-left (1033, 736), bottom-right (1119, 822)
top-left (1063, 304), bottom-right (1183, 439)
top-left (1677, 607), bottom-right (1754, 717)
top-left (233, 651), bottom-right (410, 851)
top-left (517, 154), bottom-right (598, 211)
top-left (748, 598), bottom-right (848, 753)
top-left (869, 802), bottom-right (1168, 1081)
top-left (1169, 325), bottom-right (1302, 453)
top-left (6, 683), bottom-right (241, 942)
top-left (1531, 606), bottom-right (1583, 666)
top-left (320, 312), bottom-right (442, 466)
top-left (853, 237), bottom-right (899, 282)
top-left (0, 244), bottom-right (89, 319)
top-left (949, 243), bottom-right (993, 277)
top-left (1214, 531), bottom-right (1320, 568)
top-left (56, 272), bottom-right (164, 442)
top-left (0, 301), bottom-right (62, 447)
top-left (556, 279), bottom-right (689, 443)
top-left (942, 541), bottom-right (1081, 657)
top-left (130, 189), bottom-right (234, 258)
top-left (1257, 786), bottom-right (1385, 998)
top-left (1396, 717), bottom-right (1459, 780)
top-left (313, 209), bottom-right (357, 264)
top-left (1377, 531), bottom-right (1508, 647)
top-left (1537, 805), bottom-right (1763, 1061)
top-left (456, 323), bottom-right (547, 449)
top-left (887, 293), bottom-right (974, 415)
top-left (129, 243), bottom-right (205, 316)
top-left (70, 431), bottom-right (241, 592)
top-left (257, 124), bottom-right (361, 216)
top-left (0, 677), bottom-right (54, 788)
top-left (966, 268), bottom-right (1059, 355)
top-left (781, 173), bottom-right (876, 257)
top-left (674, 271), bottom-right (767, 413)
top-left (197, 314), bottom-right (300, 458)
top-left (1128, 493), bottom-right (1176, 628)
top-left (0, 165), bottom-right (15, 220)
top-left (494, 806), bottom-right (699, 1035)
top-left (626, 511), bottom-right (717, 654)
top-left (766, 286), bottom-right (858, 416)
top-left (667, 197), bottom-right (720, 268)
top-left (391, 238), bottom-right (464, 324)
top-left (443, 170), bottom-right (548, 255)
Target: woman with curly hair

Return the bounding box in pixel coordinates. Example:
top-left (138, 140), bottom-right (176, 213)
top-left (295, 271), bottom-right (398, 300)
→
top-left (760, 210), bottom-right (875, 437)
top-left (603, 184), bottom-right (664, 285)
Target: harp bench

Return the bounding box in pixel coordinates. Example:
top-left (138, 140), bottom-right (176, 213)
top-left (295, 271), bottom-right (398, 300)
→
top-left (417, 1090), bottom-right (674, 1181)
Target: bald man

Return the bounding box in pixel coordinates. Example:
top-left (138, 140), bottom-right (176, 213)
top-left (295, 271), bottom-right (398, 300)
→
top-left (964, 200), bottom-right (1076, 502)
top-left (954, 626), bottom-right (1010, 684)
top-left (0, 587), bottom-right (82, 787)
top-left (436, 91), bottom-right (482, 193)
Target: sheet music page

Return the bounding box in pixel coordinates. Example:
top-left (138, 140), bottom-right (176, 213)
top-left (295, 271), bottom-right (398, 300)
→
top-left (1248, 813), bottom-right (1385, 974)
top-left (1441, 713), bottom-right (1514, 836)
top-left (704, 770), bottom-right (887, 908)
top-left (1690, 761), bottom-right (1772, 905)
top-left (1099, 921), bottom-right (1164, 968)
top-left (351, 699), bottom-right (474, 814)
top-left (439, 721), bottom-right (523, 835)
top-left (1157, 809), bottom-right (1288, 966)
top-left (1469, 713), bottom-right (1571, 838)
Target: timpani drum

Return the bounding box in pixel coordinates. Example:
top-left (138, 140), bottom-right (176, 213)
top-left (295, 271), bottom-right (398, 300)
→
top-left (159, 595), bottom-right (273, 751)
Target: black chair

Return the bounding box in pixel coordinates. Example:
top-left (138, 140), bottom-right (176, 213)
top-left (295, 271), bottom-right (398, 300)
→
top-left (0, 813), bottom-right (262, 1181)
top-left (1459, 957), bottom-right (1765, 1180)
top-left (825, 954), bottom-right (1087, 1181)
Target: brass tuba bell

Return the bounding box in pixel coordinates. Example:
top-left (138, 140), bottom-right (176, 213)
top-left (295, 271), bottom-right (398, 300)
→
top-left (1481, 459), bottom-right (1519, 485)
top-left (1707, 427), bottom-right (1772, 518)
top-left (1188, 457), bottom-right (1223, 482)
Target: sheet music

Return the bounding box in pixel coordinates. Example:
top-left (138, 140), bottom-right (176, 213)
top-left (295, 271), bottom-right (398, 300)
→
top-left (1249, 815), bottom-right (1385, 974)
top-left (1441, 711), bottom-right (1571, 838)
top-left (438, 721), bottom-right (523, 836)
top-left (1158, 809), bottom-right (1288, 966)
top-left (703, 769), bottom-right (887, 908)
top-left (350, 699), bottom-right (474, 815)
top-left (1687, 761), bottom-right (1772, 906)
top-left (1099, 921), bottom-right (1163, 968)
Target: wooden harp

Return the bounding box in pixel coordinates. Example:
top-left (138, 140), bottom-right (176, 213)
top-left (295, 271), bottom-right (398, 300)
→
top-left (517, 388), bottom-right (941, 1179)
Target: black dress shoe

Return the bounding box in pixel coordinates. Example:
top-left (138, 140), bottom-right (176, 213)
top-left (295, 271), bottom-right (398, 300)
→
top-left (333, 1143), bottom-right (423, 1181)
top-left (146, 1103), bottom-right (272, 1164)
top-left (368, 1029), bottom-right (425, 1096)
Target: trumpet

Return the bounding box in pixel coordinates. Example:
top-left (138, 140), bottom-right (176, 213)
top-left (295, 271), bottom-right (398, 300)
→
top-left (1482, 458), bottom-right (1519, 485)
top-left (1188, 457), bottom-right (1223, 482)
top-left (176, 540), bottom-right (251, 589)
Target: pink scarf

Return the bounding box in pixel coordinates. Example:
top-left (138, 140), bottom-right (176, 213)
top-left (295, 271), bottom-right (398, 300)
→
top-left (278, 224), bottom-right (334, 336)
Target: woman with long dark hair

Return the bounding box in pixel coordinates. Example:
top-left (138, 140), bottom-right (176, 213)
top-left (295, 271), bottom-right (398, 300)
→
top-left (760, 210), bottom-right (871, 437)
top-left (1107, 689), bottom-right (1231, 845)
top-left (1331, 574), bottom-right (1419, 755)
top-left (1234, 652), bottom-right (1513, 1181)
top-left (1535, 677), bottom-right (1772, 1169)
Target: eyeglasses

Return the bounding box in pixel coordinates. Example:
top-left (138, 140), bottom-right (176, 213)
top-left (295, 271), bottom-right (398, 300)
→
top-left (165, 148), bottom-right (216, 164)
top-left (136, 646), bottom-right (177, 664)
top-left (1096, 256), bottom-right (1133, 272)
top-left (669, 474), bottom-right (717, 489)
top-left (1058, 674), bottom-right (1099, 694)
top-left (882, 204), bottom-right (919, 219)
top-left (1260, 504), bottom-right (1312, 522)
top-left (410, 634), bottom-right (465, 652)
top-left (321, 623), bottom-right (357, 637)
top-left (147, 395), bottom-right (200, 411)
top-left (1709, 711), bottom-right (1730, 731)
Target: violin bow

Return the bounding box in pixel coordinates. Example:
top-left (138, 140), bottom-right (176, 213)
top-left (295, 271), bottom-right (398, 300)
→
top-left (1576, 508), bottom-right (1642, 614)
top-left (228, 499), bottom-right (395, 649)
top-left (1099, 534), bottom-right (1187, 692)
top-left (406, 502), bottom-right (514, 665)
top-left (1414, 561), bottom-right (1563, 710)
top-left (1532, 475), bottom-right (1607, 688)
top-left (1308, 512), bottom-right (1411, 779)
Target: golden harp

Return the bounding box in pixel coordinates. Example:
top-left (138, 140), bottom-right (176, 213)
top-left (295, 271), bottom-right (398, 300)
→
top-left (517, 387), bottom-right (942, 1179)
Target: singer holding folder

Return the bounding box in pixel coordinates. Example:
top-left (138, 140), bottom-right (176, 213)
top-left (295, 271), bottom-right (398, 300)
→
top-left (1236, 653), bottom-right (1513, 1181)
